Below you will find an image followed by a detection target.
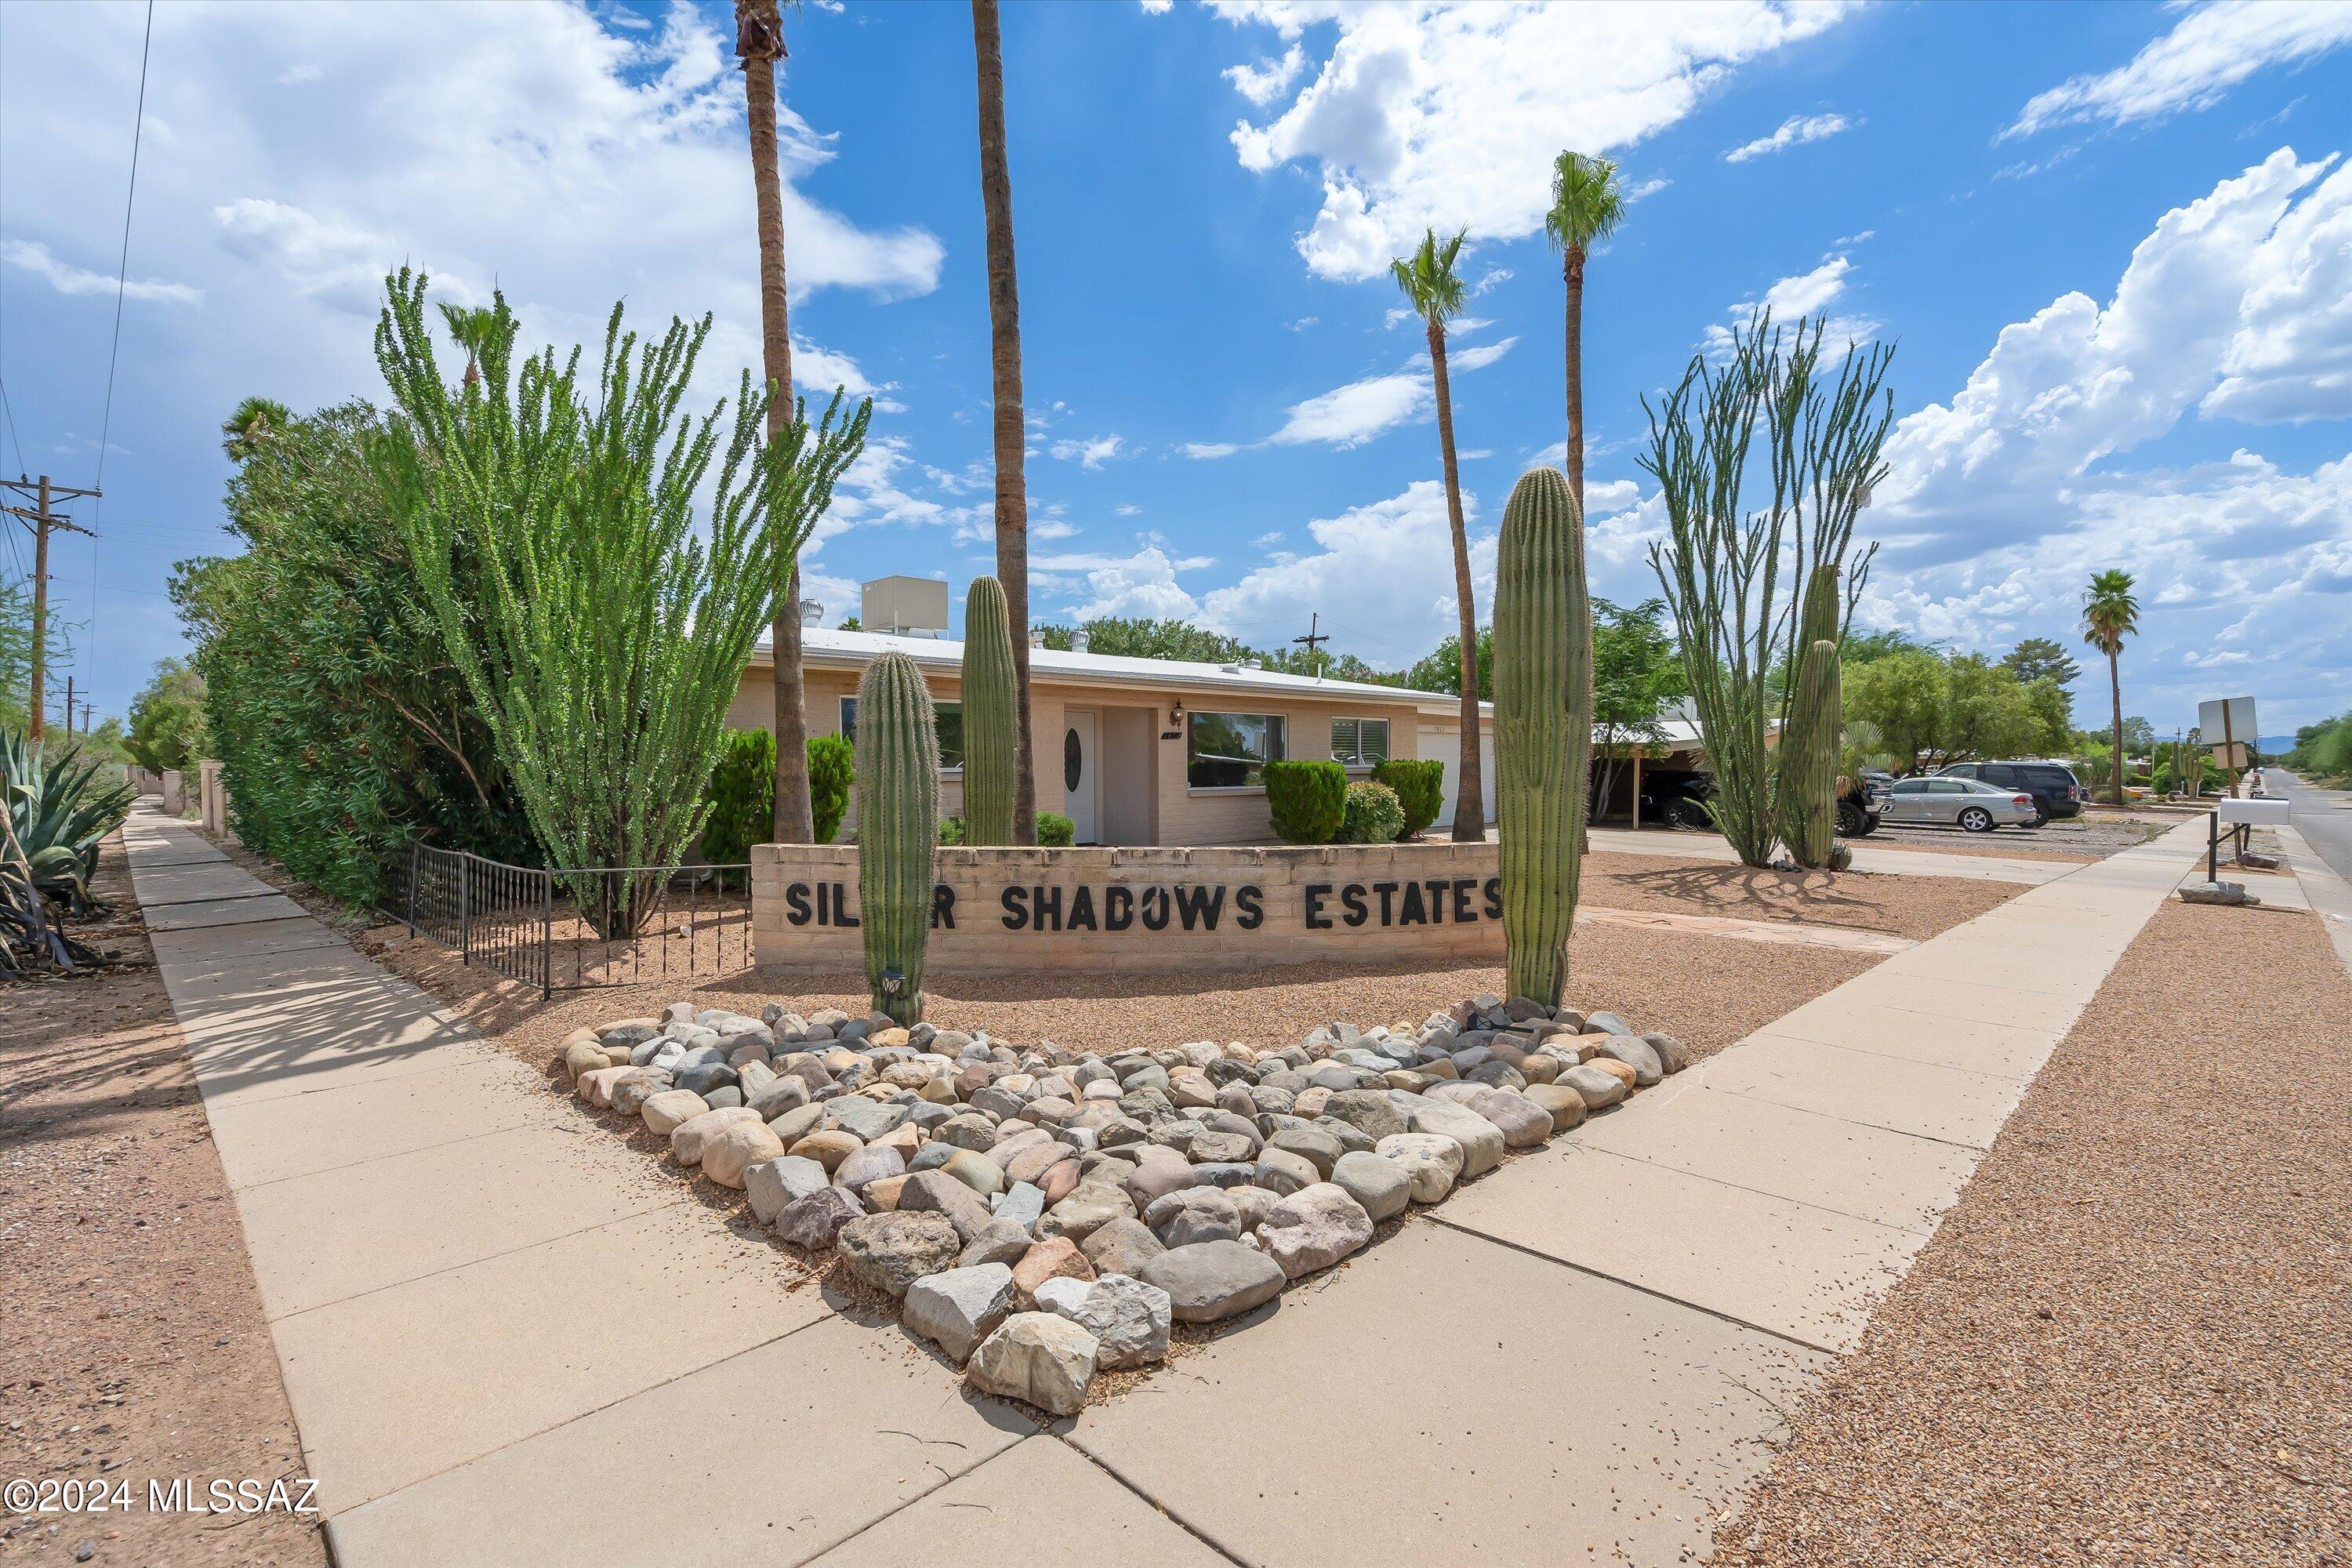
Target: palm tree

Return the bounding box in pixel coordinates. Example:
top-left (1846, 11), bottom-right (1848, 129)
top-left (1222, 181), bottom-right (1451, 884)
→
top-left (437, 304), bottom-right (499, 389)
top-left (973, 0), bottom-right (1036, 841)
top-left (1543, 151), bottom-right (1625, 513)
top-left (2081, 569), bottom-right (2140, 804)
top-left (737, 0), bottom-right (815, 843)
top-left (219, 396), bottom-right (290, 462)
top-left (1392, 227), bottom-right (1483, 842)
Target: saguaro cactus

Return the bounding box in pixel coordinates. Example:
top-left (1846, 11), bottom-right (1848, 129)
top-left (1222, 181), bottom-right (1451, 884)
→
top-left (960, 575), bottom-right (1018, 846)
top-left (1777, 564), bottom-right (1842, 868)
top-left (855, 652), bottom-right (938, 1024)
top-left (1494, 466), bottom-right (1593, 1007)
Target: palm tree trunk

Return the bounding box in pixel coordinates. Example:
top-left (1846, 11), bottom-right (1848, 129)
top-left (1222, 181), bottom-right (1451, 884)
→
top-left (973, 0), bottom-right (1036, 843)
top-left (1563, 243), bottom-right (1587, 510)
top-left (739, 0), bottom-right (813, 844)
top-left (1430, 318), bottom-right (1483, 842)
top-left (2108, 644), bottom-right (2124, 805)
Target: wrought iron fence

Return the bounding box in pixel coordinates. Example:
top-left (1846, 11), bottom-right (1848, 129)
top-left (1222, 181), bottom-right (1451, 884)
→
top-left (378, 844), bottom-right (753, 998)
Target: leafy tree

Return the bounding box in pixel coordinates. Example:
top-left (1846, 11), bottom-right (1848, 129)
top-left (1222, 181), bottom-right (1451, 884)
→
top-left (125, 658), bottom-right (209, 773)
top-left (2122, 715), bottom-right (2156, 753)
top-left (1403, 627), bottom-right (1493, 702)
top-left (1036, 617), bottom-right (1256, 663)
top-left (437, 305), bottom-right (499, 388)
top-left (176, 401), bottom-right (534, 902)
top-left (1544, 151), bottom-right (1625, 510)
top-left (2020, 675), bottom-right (2073, 756)
top-left (1392, 226), bottom-right (1484, 841)
top-left (2002, 636), bottom-right (2081, 691)
top-left (1943, 653), bottom-right (2047, 764)
top-left (1845, 648), bottom-right (1945, 772)
top-left (1842, 626), bottom-right (1926, 666)
top-left (1590, 597), bottom-right (1683, 815)
top-left (2081, 568), bottom-right (2140, 804)
top-left (370, 269), bottom-right (869, 934)
top-left (219, 396), bottom-right (291, 462)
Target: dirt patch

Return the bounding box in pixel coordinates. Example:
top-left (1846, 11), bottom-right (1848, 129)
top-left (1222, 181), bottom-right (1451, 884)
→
top-left (1715, 900), bottom-right (2352, 1568)
top-left (0, 837), bottom-right (328, 1567)
top-left (1580, 853), bottom-right (2020, 942)
top-left (1856, 837), bottom-right (2100, 865)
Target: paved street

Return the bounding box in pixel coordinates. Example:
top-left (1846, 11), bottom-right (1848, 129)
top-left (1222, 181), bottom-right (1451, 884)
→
top-left (2270, 768), bottom-right (2352, 883)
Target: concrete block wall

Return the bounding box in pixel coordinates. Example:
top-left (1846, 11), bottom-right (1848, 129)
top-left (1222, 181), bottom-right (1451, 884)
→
top-left (753, 840), bottom-right (1505, 975)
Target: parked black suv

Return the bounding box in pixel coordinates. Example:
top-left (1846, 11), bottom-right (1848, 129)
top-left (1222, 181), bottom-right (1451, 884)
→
top-left (1935, 760), bottom-right (2083, 825)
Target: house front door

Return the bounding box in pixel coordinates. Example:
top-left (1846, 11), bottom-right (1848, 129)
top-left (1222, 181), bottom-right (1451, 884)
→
top-left (1062, 710), bottom-right (1100, 844)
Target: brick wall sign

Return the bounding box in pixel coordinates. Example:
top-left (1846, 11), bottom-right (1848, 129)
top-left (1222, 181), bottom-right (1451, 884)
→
top-left (752, 843), bottom-right (1506, 975)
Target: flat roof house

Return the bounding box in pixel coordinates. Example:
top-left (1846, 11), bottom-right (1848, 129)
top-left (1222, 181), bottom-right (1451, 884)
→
top-left (731, 626), bottom-right (1494, 847)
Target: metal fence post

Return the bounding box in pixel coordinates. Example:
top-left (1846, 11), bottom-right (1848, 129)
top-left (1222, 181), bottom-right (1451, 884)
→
top-left (407, 841), bottom-right (420, 931)
top-left (540, 867), bottom-right (554, 1001)
top-left (458, 854), bottom-right (472, 966)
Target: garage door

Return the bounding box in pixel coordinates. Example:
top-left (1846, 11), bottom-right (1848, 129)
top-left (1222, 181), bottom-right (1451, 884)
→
top-left (1421, 724), bottom-right (1495, 829)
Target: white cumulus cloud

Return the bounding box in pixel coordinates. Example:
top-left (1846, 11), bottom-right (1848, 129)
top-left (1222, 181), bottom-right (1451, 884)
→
top-left (2008, 0), bottom-right (2352, 139)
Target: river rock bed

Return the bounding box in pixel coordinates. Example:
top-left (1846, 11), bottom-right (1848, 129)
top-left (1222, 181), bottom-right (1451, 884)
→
top-left (554, 993), bottom-right (1689, 1414)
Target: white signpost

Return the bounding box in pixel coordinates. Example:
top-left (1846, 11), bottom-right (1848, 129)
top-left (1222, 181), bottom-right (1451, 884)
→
top-left (2197, 695), bottom-right (2258, 796)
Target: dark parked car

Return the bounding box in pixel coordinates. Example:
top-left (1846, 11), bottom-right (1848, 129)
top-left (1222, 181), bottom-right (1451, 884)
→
top-left (1638, 768), bottom-right (1717, 831)
top-left (1837, 771), bottom-right (1893, 837)
top-left (1936, 760), bottom-right (2085, 826)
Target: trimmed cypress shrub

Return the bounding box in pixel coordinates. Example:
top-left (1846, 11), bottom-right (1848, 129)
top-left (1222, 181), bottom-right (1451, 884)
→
top-left (1038, 811), bottom-right (1076, 847)
top-left (809, 734), bottom-right (853, 844)
top-left (702, 730), bottom-right (855, 861)
top-left (1263, 759), bottom-right (1347, 844)
top-left (1338, 780), bottom-right (1406, 843)
top-left (1371, 758), bottom-right (1446, 838)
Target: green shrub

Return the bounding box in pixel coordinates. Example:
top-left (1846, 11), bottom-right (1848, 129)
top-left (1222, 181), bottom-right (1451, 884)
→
top-left (1264, 759), bottom-right (1346, 844)
top-left (937, 815), bottom-right (967, 846)
top-left (1039, 811), bottom-right (1076, 847)
top-left (1371, 758), bottom-right (1445, 837)
top-left (1338, 779), bottom-right (1406, 843)
top-left (810, 734), bottom-right (853, 844)
top-left (703, 730), bottom-right (857, 864)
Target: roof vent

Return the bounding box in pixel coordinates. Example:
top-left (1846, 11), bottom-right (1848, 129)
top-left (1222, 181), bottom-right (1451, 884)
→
top-left (1243, 657), bottom-right (1263, 670)
top-left (1073, 629), bottom-right (1091, 653)
top-left (1220, 662), bottom-right (1243, 674)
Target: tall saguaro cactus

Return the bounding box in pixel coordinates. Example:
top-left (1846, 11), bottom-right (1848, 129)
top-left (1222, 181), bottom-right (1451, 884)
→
top-left (855, 652), bottom-right (938, 1024)
top-left (1494, 466), bottom-right (1593, 1007)
top-left (1777, 563), bottom-right (1843, 868)
top-left (960, 576), bottom-right (1018, 846)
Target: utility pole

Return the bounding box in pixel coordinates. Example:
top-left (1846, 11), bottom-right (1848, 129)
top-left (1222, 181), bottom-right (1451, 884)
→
top-left (62, 675), bottom-right (76, 735)
top-left (1292, 612), bottom-right (1330, 681)
top-left (2, 475), bottom-right (100, 745)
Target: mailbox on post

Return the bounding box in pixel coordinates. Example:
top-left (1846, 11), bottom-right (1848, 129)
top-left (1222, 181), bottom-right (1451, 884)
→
top-left (2209, 796), bottom-right (2289, 880)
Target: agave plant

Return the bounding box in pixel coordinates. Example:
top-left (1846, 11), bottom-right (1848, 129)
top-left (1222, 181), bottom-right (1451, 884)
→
top-left (2, 728), bottom-right (134, 973)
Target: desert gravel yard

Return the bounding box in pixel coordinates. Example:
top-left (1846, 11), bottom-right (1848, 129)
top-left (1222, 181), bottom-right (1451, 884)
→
top-left (1713, 900), bottom-right (2352, 1568)
top-left (1577, 852), bottom-right (2023, 940)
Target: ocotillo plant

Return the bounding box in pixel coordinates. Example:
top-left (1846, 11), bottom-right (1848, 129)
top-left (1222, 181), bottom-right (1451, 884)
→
top-left (1494, 466), bottom-right (1593, 1007)
top-left (1777, 563), bottom-right (1842, 866)
top-left (855, 652), bottom-right (938, 1025)
top-left (960, 576), bottom-right (1018, 845)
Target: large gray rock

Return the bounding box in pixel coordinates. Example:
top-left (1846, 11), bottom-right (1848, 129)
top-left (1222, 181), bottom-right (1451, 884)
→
top-left (1080, 1216), bottom-right (1166, 1278)
top-left (1521, 1083), bottom-right (1591, 1134)
top-left (1329, 1149), bottom-right (1410, 1222)
top-left (994, 1181), bottom-right (1047, 1233)
top-left (826, 1096), bottom-right (911, 1143)
top-left (765, 1101), bottom-right (826, 1149)
top-left (1375, 1132), bottom-right (1464, 1203)
top-left (1582, 1010), bottom-right (1635, 1037)
top-left (1465, 1088), bottom-right (1554, 1149)
top-left (1319, 1089), bottom-right (1409, 1142)
top-left (831, 1142), bottom-right (907, 1194)
top-left (774, 1185), bottom-right (864, 1249)
top-left (902, 1264), bottom-right (1016, 1364)
top-left (1142, 1187), bottom-right (1243, 1248)
top-left (1033, 1273), bottom-right (1171, 1370)
top-left (1403, 1098), bottom-right (1505, 1178)
top-left (1560, 1063), bottom-right (1629, 1111)
top-left (1140, 1240), bottom-right (1287, 1324)
top-left (964, 1312), bottom-right (1098, 1417)
top-left (1268, 1126), bottom-right (1344, 1179)
top-left (1592, 1034), bottom-right (1663, 1087)
top-left (898, 1170), bottom-right (996, 1244)
top-left (1036, 1183), bottom-right (1136, 1245)
top-left (938, 1149), bottom-right (1005, 1197)
top-left (1642, 1032), bottom-right (1692, 1075)
top-left (745, 1155), bottom-right (831, 1224)
top-left (638, 1089), bottom-right (710, 1137)
top-left (748, 1076), bottom-right (811, 1121)
top-left (670, 1105), bottom-right (762, 1166)
top-left (957, 1217), bottom-right (1034, 1269)
top-left (1258, 1182), bottom-right (1374, 1279)
top-left (608, 1069), bottom-right (673, 1117)
top-left (1253, 1147), bottom-right (1320, 1196)
top-left (837, 1211), bottom-right (963, 1298)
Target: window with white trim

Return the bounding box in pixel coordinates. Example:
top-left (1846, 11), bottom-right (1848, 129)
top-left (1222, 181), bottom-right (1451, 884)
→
top-left (1187, 711), bottom-right (1286, 788)
top-left (840, 695), bottom-right (964, 769)
top-left (1330, 716), bottom-right (1391, 768)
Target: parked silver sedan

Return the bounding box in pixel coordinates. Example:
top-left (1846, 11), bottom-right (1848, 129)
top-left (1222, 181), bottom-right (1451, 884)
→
top-left (1881, 775), bottom-right (2041, 833)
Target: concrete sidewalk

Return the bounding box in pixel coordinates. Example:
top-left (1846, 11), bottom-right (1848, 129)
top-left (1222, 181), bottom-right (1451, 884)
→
top-left (1586, 824), bottom-right (2078, 884)
top-left (129, 804), bottom-right (2213, 1566)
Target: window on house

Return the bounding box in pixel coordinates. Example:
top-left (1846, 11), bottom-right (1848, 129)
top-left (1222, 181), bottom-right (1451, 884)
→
top-left (839, 695), bottom-right (964, 769)
top-left (1330, 717), bottom-right (1391, 768)
top-left (1187, 711), bottom-right (1286, 788)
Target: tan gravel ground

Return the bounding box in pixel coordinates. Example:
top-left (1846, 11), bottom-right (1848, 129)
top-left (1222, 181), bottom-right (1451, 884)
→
top-left (1857, 837), bottom-right (2100, 865)
top-left (1713, 900), bottom-right (2352, 1568)
top-left (0, 837), bottom-right (328, 1568)
top-left (1580, 852), bottom-right (2021, 940)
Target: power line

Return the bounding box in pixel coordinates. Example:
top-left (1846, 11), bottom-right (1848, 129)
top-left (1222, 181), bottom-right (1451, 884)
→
top-left (82, 0), bottom-right (156, 718)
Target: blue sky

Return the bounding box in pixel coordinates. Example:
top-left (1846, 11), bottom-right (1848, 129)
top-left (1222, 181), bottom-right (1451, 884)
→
top-left (4, 0), bottom-right (2350, 731)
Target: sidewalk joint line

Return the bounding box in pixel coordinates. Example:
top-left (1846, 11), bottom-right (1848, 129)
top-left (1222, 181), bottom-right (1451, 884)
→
top-left (1055, 1434), bottom-right (1257, 1568)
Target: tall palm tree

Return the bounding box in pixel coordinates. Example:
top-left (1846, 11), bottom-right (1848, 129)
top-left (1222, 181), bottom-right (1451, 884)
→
top-left (1543, 151), bottom-right (1625, 514)
top-left (737, 0), bottom-right (815, 843)
top-left (973, 0), bottom-right (1036, 841)
top-left (219, 396), bottom-right (290, 462)
top-left (437, 304), bottom-right (499, 389)
top-left (1392, 227), bottom-right (1483, 842)
top-left (2081, 569), bottom-right (2140, 805)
